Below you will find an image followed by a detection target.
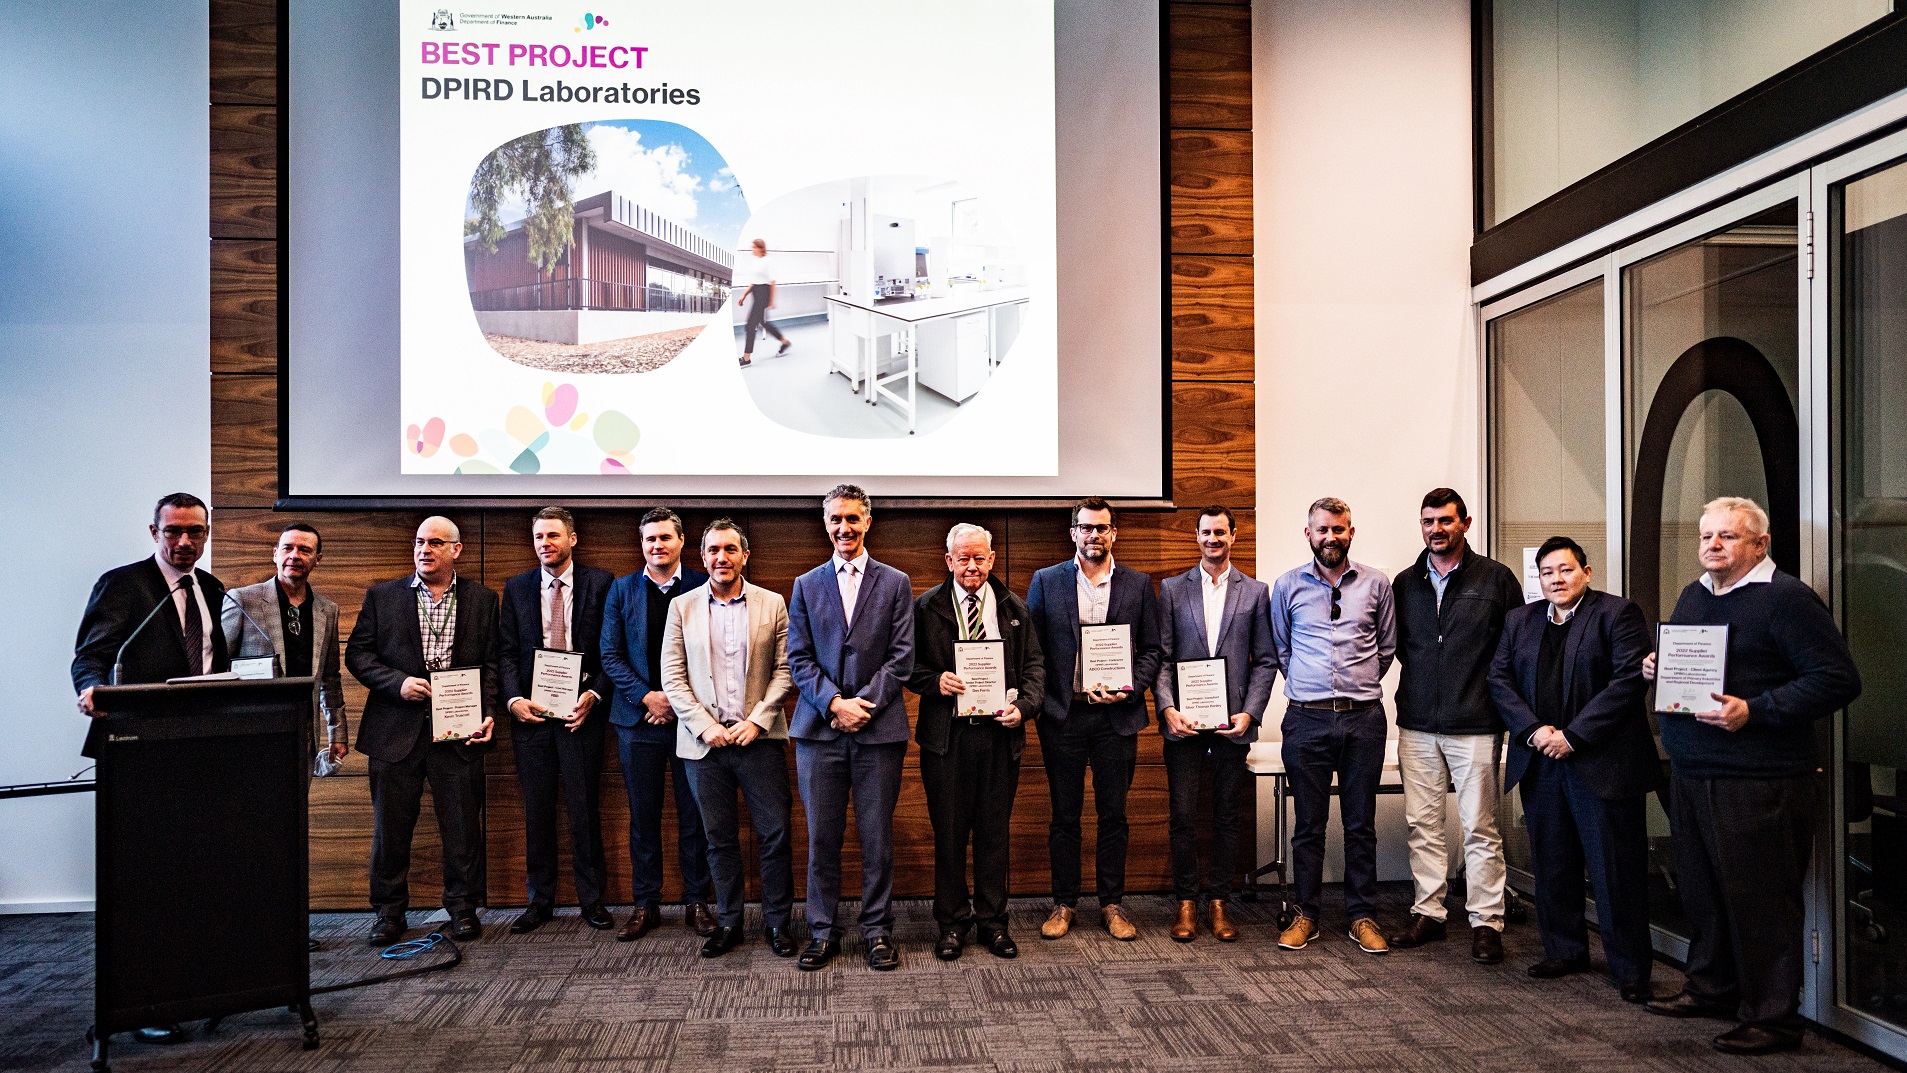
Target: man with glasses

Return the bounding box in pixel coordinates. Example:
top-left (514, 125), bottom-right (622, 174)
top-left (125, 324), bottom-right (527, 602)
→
top-left (221, 522), bottom-right (349, 771)
top-left (347, 516), bottom-right (498, 947)
top-left (1270, 497), bottom-right (1397, 954)
top-left (1026, 497), bottom-right (1164, 942)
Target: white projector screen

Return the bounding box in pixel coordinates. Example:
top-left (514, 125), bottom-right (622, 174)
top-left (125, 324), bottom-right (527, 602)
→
top-left (287, 0), bottom-right (1165, 504)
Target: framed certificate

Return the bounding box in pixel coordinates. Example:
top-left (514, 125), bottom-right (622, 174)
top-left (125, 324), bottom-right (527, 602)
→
top-left (1079, 623), bottom-right (1133, 692)
top-left (1176, 658), bottom-right (1230, 730)
top-left (531, 648), bottom-right (583, 715)
top-left (954, 641), bottom-right (1009, 717)
top-left (429, 666), bottom-right (485, 742)
top-left (1654, 624), bottom-right (1729, 714)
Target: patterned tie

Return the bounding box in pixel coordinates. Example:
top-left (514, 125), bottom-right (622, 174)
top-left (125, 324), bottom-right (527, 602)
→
top-left (180, 575), bottom-right (204, 676)
top-left (548, 577), bottom-right (567, 650)
top-left (964, 592), bottom-right (984, 641)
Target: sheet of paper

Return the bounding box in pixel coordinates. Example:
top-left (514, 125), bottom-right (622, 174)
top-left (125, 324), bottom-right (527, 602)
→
top-left (230, 655), bottom-right (278, 680)
top-left (954, 640), bottom-right (1009, 717)
top-left (430, 667), bottom-right (485, 741)
top-left (1655, 624), bottom-right (1729, 714)
top-left (531, 648), bottom-right (583, 716)
top-left (1080, 623), bottom-right (1133, 693)
top-left (1522, 547), bottom-right (1544, 604)
top-left (1176, 658), bottom-right (1231, 730)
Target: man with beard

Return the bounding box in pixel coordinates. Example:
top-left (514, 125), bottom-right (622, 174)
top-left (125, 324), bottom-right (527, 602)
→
top-left (1270, 497), bottom-right (1397, 954)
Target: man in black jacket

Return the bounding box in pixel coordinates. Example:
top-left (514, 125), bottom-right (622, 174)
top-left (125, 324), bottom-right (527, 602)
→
top-left (1389, 489), bottom-right (1522, 963)
top-left (907, 522), bottom-right (1045, 961)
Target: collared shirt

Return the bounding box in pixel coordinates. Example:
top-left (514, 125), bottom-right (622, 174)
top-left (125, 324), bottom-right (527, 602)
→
top-left (1075, 555), bottom-right (1116, 691)
top-left (644, 561), bottom-right (684, 594)
top-left (708, 588), bottom-right (750, 725)
top-left (411, 573), bottom-right (458, 671)
top-left (152, 551), bottom-right (215, 673)
top-left (1426, 549), bottom-right (1462, 610)
top-left (1700, 555), bottom-right (1778, 596)
top-left (833, 550), bottom-right (870, 624)
top-left (953, 580), bottom-right (1001, 641)
top-left (539, 562), bottom-right (575, 648)
top-left (1546, 596), bottom-right (1582, 625)
top-left (1270, 558), bottom-right (1397, 704)
top-left (1200, 563), bottom-right (1230, 658)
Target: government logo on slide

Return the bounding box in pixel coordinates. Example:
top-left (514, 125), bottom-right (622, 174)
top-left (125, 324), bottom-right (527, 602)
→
top-left (430, 9), bottom-right (456, 30)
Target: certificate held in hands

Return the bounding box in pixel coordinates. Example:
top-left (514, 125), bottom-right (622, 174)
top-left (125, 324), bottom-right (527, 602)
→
top-left (1655, 624), bottom-right (1729, 714)
top-left (1176, 658), bottom-right (1231, 731)
top-left (531, 648), bottom-right (583, 716)
top-left (954, 641), bottom-right (1008, 717)
top-left (430, 667), bottom-right (485, 742)
top-left (1079, 623), bottom-right (1133, 693)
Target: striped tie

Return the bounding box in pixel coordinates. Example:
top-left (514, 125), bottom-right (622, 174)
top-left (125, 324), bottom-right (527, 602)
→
top-left (963, 592), bottom-right (983, 640)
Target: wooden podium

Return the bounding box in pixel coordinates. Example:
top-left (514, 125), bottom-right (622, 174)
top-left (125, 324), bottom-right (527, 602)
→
top-left (87, 678), bottom-right (317, 1071)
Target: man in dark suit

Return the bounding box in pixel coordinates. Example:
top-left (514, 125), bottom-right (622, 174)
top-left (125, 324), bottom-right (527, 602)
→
top-left (1154, 505), bottom-right (1277, 943)
top-left (786, 484), bottom-right (916, 972)
top-left (498, 507), bottom-right (616, 935)
top-left (907, 522), bottom-right (1045, 961)
top-left (346, 516), bottom-right (499, 947)
top-left (1488, 535), bottom-right (1659, 1003)
top-left (1025, 497), bottom-right (1164, 942)
top-left (600, 507), bottom-right (716, 941)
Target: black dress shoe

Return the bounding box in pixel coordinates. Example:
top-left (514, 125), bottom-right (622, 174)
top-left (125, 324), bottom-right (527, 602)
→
top-left (368, 917), bottom-right (407, 946)
top-left (797, 938), bottom-right (839, 971)
top-left (580, 902), bottom-right (615, 930)
top-left (983, 931), bottom-right (1019, 959)
top-left (866, 936), bottom-right (901, 971)
top-left (1471, 926), bottom-right (1504, 964)
top-left (449, 911), bottom-right (483, 942)
top-left (765, 926), bottom-right (797, 957)
top-left (509, 905), bottom-right (553, 934)
top-left (1387, 912), bottom-right (1447, 949)
top-left (686, 902), bottom-right (719, 937)
top-left (1712, 1024), bottom-right (1802, 1055)
top-left (935, 931), bottom-right (965, 961)
top-left (134, 1024), bottom-right (187, 1044)
top-left (1645, 989), bottom-right (1736, 1019)
top-left (701, 925), bottom-right (745, 958)
top-left (1526, 956), bottom-right (1591, 979)
top-left (1620, 982), bottom-right (1656, 1004)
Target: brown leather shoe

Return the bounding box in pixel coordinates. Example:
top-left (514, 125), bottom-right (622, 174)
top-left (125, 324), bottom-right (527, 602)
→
top-left (1041, 905), bottom-right (1076, 939)
top-left (1387, 912), bottom-right (1447, 948)
top-left (685, 902), bottom-right (717, 937)
top-left (1348, 917), bottom-right (1390, 954)
top-left (1277, 914), bottom-right (1318, 950)
top-left (1209, 900), bottom-right (1238, 942)
top-left (1471, 925), bottom-right (1504, 964)
top-left (1102, 904), bottom-right (1138, 941)
top-left (1170, 900), bottom-right (1197, 942)
top-left (616, 904), bottom-right (660, 942)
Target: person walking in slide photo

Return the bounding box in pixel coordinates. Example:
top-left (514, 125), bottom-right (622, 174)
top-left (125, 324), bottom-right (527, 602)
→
top-left (737, 238), bottom-right (790, 368)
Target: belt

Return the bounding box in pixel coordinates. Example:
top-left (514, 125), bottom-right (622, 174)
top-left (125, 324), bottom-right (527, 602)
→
top-left (1290, 697), bottom-right (1377, 712)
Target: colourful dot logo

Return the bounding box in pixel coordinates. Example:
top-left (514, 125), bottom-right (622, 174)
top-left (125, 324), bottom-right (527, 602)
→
top-left (575, 12), bottom-right (608, 31)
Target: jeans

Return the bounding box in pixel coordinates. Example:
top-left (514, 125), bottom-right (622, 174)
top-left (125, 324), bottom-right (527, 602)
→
top-left (1280, 701), bottom-right (1386, 922)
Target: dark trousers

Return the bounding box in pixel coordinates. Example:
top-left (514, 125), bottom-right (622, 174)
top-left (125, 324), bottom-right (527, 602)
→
top-left (920, 719), bottom-right (1022, 935)
top-left (368, 724), bottom-right (485, 919)
top-left (795, 735), bottom-right (907, 941)
top-left (742, 284), bottom-right (786, 354)
top-left (1520, 756), bottom-right (1653, 986)
top-left (1672, 773), bottom-right (1814, 1030)
top-left (685, 738), bottom-right (795, 930)
top-left (1282, 702), bottom-right (1386, 922)
top-left (511, 715), bottom-right (608, 907)
top-left (614, 727), bottom-right (713, 906)
top-left (1163, 733), bottom-right (1251, 902)
top-left (1039, 703), bottom-right (1138, 907)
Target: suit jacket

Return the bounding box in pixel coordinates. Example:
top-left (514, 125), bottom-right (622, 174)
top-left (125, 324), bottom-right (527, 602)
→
top-left (906, 575), bottom-right (1046, 759)
top-left (498, 561), bottom-right (615, 717)
top-left (345, 574), bottom-right (501, 765)
top-left (221, 578), bottom-right (347, 744)
top-left (1025, 559), bottom-right (1163, 735)
top-left (1153, 564), bottom-right (1278, 743)
top-left (72, 555), bottom-right (230, 756)
top-left (601, 565), bottom-right (710, 741)
top-left (785, 556), bottom-right (916, 744)
top-left (661, 581), bottom-right (797, 760)
top-left (1489, 588), bottom-right (1662, 800)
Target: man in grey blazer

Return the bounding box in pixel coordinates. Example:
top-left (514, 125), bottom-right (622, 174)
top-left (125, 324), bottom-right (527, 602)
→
top-left (221, 522), bottom-right (348, 768)
top-left (661, 518), bottom-right (800, 959)
top-left (1154, 506), bottom-right (1278, 943)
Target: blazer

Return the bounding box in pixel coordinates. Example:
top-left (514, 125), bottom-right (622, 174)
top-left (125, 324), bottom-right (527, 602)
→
top-left (601, 565), bottom-right (710, 741)
top-left (1489, 588), bottom-right (1662, 800)
top-left (1025, 559), bottom-right (1164, 735)
top-left (785, 556), bottom-right (916, 744)
top-left (1153, 564), bottom-right (1279, 743)
top-left (221, 578), bottom-right (347, 744)
top-left (661, 581), bottom-right (798, 760)
top-left (345, 574), bottom-right (501, 765)
top-left (72, 556), bottom-right (230, 756)
top-left (906, 575), bottom-right (1046, 759)
top-left (498, 561), bottom-right (615, 715)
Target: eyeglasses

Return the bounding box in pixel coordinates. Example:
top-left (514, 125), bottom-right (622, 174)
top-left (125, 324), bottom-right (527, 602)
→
top-left (413, 538), bottom-right (455, 550)
top-left (285, 608), bottom-right (302, 637)
top-left (160, 526), bottom-right (208, 540)
top-left (1072, 524), bottom-right (1113, 536)
top-left (1330, 585), bottom-right (1342, 621)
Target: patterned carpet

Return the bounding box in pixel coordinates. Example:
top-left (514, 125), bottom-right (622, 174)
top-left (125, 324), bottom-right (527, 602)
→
top-left (0, 886), bottom-right (1893, 1072)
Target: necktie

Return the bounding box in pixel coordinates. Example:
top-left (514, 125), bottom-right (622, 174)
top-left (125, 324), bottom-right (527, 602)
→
top-left (180, 575), bottom-right (204, 676)
top-left (548, 577), bottom-right (567, 650)
top-left (964, 592), bottom-right (984, 640)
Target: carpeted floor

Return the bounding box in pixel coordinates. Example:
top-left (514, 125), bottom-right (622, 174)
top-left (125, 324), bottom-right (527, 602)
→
top-left (0, 886), bottom-right (1892, 1072)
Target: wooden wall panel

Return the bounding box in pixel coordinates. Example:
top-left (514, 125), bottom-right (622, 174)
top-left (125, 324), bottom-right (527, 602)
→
top-left (1167, 3), bottom-right (1252, 130)
top-left (209, 104), bottom-right (276, 239)
top-left (1171, 255), bottom-right (1254, 380)
top-left (1172, 381), bottom-right (1256, 502)
top-left (209, 373), bottom-right (276, 507)
top-left (209, 0), bottom-right (276, 104)
top-left (210, 239), bottom-right (276, 373)
top-left (1169, 130), bottom-right (1253, 256)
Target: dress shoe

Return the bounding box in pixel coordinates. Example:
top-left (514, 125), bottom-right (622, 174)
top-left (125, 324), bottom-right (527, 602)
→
top-left (765, 926), bottom-right (798, 958)
top-left (1645, 989), bottom-right (1736, 1019)
top-left (701, 925), bottom-right (745, 958)
top-left (509, 905), bottom-right (553, 934)
top-left (1170, 900), bottom-right (1198, 942)
top-left (134, 1024), bottom-right (187, 1044)
top-left (1348, 917), bottom-right (1390, 954)
top-left (1209, 900), bottom-right (1238, 943)
top-left (686, 902), bottom-right (718, 937)
top-left (866, 935), bottom-right (901, 971)
top-left (617, 904), bottom-right (661, 942)
top-left (1041, 905), bottom-right (1076, 939)
top-left (580, 902), bottom-right (615, 930)
top-left (1527, 956), bottom-right (1590, 979)
top-left (1471, 925), bottom-right (1504, 964)
top-left (1388, 913), bottom-right (1447, 949)
top-left (983, 931), bottom-right (1019, 959)
top-left (1712, 1024), bottom-right (1802, 1055)
top-left (368, 917), bottom-right (406, 946)
top-left (1277, 914), bottom-right (1318, 950)
top-left (797, 938), bottom-right (840, 970)
top-left (449, 911), bottom-right (483, 941)
top-left (1101, 904), bottom-right (1138, 941)
top-left (935, 931), bottom-right (965, 961)
top-left (1621, 982), bottom-right (1656, 1004)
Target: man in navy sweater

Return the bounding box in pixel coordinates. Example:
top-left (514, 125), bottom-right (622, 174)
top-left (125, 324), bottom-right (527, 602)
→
top-left (1642, 497), bottom-right (1861, 1054)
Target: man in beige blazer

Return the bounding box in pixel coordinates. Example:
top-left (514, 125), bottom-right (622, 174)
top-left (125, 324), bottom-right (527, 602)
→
top-left (221, 522), bottom-right (348, 770)
top-left (662, 518), bottom-right (799, 959)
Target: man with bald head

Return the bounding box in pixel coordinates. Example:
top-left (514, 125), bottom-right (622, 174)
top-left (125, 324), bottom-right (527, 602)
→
top-left (347, 516), bottom-right (500, 947)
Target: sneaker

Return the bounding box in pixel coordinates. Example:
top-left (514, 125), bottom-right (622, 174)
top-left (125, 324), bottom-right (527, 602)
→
top-left (1349, 917), bottom-right (1390, 954)
top-left (1277, 914), bottom-right (1318, 950)
top-left (1040, 905), bottom-right (1076, 939)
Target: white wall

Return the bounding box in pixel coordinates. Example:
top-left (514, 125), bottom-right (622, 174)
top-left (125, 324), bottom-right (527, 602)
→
top-left (1252, 0), bottom-right (1477, 882)
top-left (0, 0), bottom-right (209, 911)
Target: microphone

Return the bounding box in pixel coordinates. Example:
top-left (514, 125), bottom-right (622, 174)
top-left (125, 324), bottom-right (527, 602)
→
top-left (111, 578), bottom-right (188, 686)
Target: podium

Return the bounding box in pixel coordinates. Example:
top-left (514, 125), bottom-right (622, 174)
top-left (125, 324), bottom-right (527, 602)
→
top-left (88, 678), bottom-right (318, 1071)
